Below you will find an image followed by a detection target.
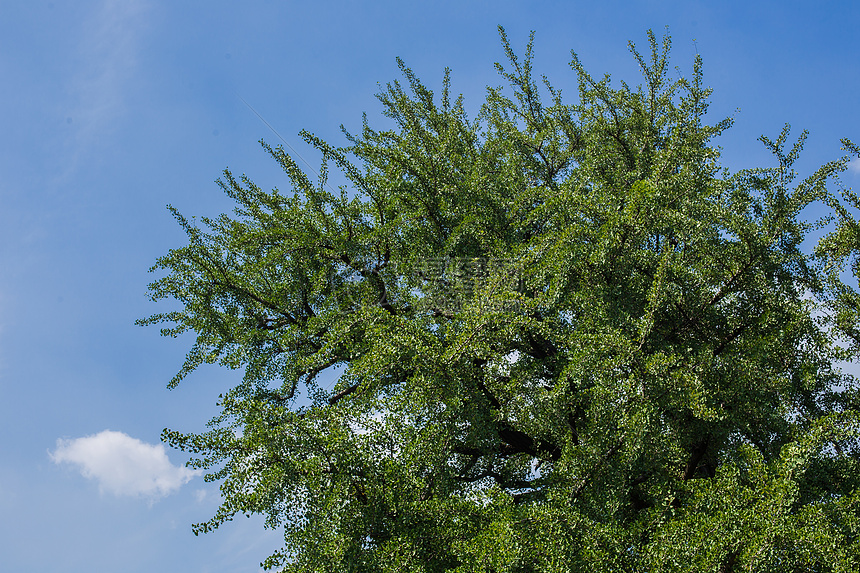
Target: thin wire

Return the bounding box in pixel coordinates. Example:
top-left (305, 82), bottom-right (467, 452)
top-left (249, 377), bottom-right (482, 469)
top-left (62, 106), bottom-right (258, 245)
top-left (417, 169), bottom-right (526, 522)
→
top-left (234, 92), bottom-right (326, 181)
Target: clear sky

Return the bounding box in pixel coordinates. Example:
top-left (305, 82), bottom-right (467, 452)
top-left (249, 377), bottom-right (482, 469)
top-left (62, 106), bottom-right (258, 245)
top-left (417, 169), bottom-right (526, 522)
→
top-left (1, 1), bottom-right (859, 571)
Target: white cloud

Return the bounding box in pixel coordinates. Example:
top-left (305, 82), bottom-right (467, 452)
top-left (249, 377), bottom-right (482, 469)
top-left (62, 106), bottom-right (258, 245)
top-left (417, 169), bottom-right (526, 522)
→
top-left (849, 157), bottom-right (860, 175)
top-left (50, 430), bottom-right (200, 498)
top-left (60, 0), bottom-right (149, 173)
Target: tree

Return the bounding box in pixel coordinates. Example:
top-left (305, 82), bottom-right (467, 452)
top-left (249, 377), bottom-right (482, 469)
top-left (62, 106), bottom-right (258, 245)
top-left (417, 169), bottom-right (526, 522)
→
top-left (140, 28), bottom-right (860, 572)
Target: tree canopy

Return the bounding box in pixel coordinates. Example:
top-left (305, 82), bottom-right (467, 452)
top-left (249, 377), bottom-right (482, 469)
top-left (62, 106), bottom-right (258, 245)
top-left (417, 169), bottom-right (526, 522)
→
top-left (141, 28), bottom-right (860, 572)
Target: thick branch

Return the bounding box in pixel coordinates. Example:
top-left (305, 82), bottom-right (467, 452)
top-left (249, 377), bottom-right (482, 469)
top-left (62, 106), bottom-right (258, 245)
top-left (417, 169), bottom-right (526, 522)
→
top-left (453, 468), bottom-right (537, 491)
top-left (340, 254), bottom-right (398, 316)
top-left (498, 425), bottom-right (562, 461)
top-left (712, 323), bottom-right (749, 357)
top-left (328, 383), bottom-right (359, 405)
top-left (682, 436), bottom-right (710, 481)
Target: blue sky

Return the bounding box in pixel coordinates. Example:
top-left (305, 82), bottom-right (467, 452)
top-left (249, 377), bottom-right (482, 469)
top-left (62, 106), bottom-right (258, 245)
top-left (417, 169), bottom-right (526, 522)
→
top-left (1, 1), bottom-right (859, 571)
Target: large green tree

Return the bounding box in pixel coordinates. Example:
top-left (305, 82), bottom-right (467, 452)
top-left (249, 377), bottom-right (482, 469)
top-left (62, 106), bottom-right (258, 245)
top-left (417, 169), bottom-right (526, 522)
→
top-left (141, 28), bottom-right (860, 572)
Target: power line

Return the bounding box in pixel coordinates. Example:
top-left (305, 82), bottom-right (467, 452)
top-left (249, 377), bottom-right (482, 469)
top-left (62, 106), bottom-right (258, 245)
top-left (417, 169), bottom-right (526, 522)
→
top-left (234, 92), bottom-right (323, 179)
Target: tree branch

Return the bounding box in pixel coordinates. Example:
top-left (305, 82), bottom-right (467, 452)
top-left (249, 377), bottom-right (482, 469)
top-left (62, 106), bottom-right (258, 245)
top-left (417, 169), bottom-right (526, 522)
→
top-left (329, 383), bottom-right (359, 405)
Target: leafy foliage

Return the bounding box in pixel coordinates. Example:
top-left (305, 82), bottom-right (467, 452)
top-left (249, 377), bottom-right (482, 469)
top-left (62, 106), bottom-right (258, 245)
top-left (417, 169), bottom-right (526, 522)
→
top-left (141, 28), bottom-right (860, 572)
